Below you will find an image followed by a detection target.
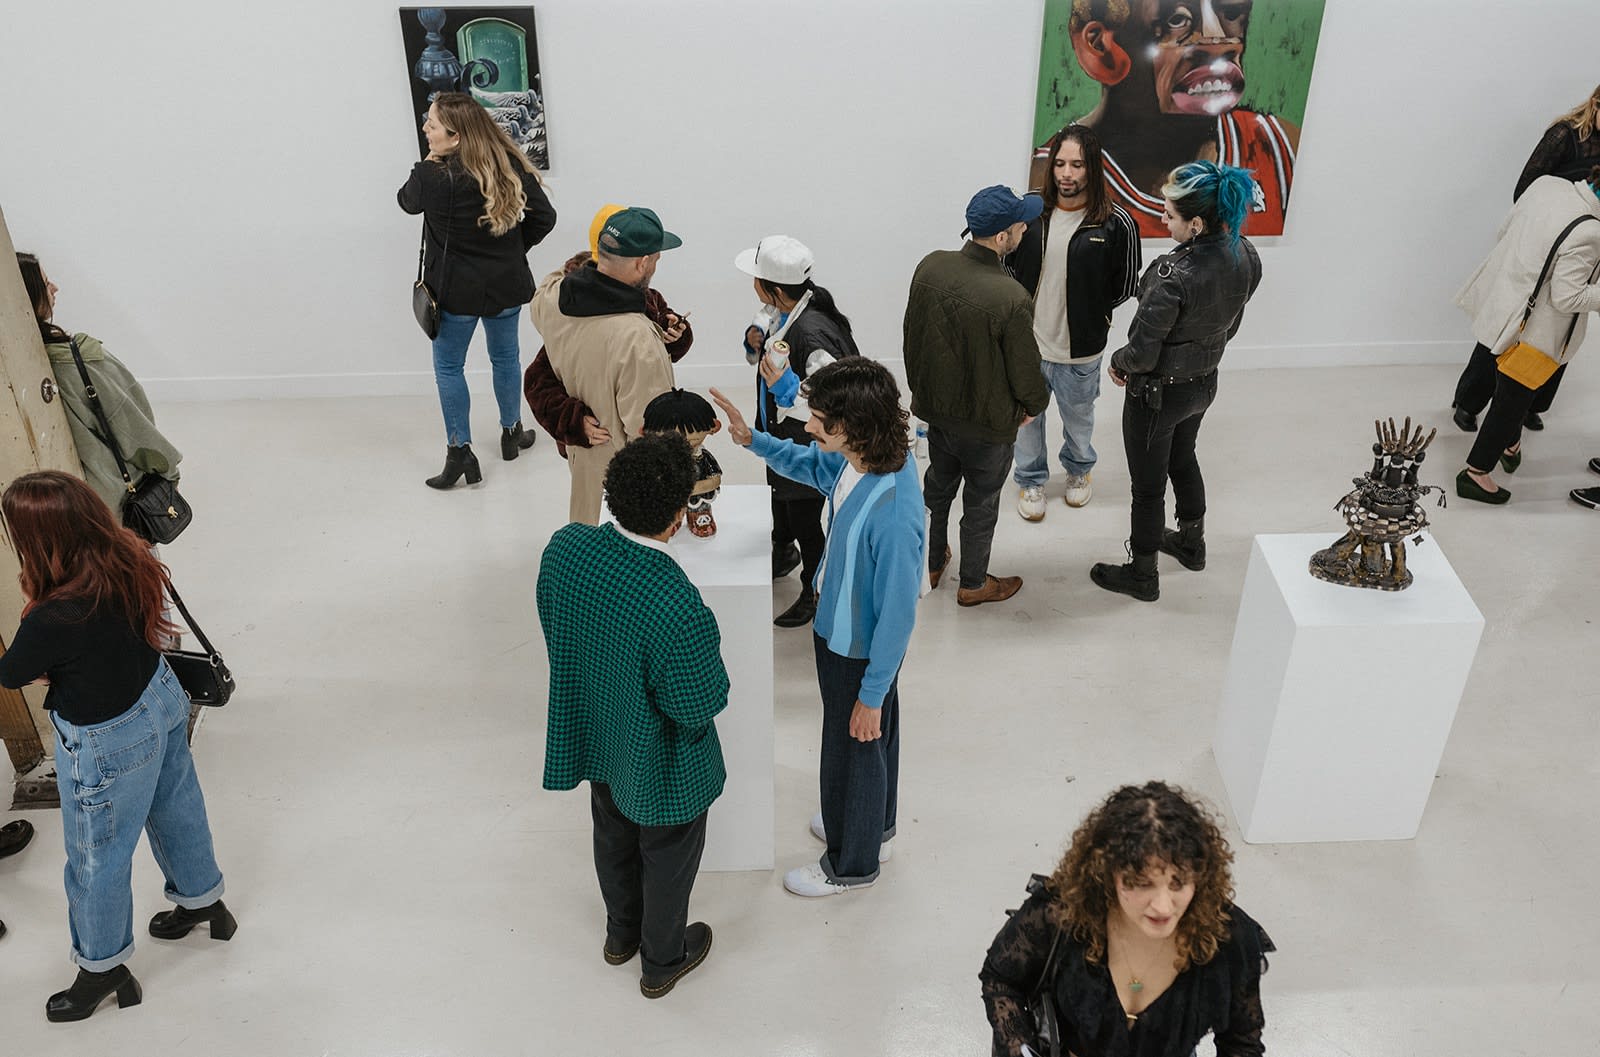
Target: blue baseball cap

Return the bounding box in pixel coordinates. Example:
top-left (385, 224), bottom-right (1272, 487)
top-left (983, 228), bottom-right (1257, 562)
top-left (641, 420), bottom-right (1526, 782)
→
top-left (962, 185), bottom-right (1044, 238)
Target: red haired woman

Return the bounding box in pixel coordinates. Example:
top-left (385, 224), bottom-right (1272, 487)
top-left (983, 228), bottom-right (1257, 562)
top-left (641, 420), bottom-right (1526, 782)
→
top-left (0, 472), bottom-right (234, 1022)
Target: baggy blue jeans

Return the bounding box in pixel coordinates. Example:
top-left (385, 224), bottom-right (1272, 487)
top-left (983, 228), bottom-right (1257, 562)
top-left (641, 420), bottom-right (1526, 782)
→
top-left (432, 305), bottom-right (525, 446)
top-left (1013, 358), bottom-right (1101, 485)
top-left (813, 635), bottom-right (899, 886)
top-left (51, 660), bottom-right (225, 970)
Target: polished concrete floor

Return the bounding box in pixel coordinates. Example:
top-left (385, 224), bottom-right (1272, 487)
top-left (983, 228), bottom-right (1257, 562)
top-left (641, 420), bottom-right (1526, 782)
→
top-left (0, 363), bottom-right (1594, 1054)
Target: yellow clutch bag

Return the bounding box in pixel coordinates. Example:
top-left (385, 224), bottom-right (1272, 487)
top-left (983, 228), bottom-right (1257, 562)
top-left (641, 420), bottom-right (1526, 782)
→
top-left (1497, 341), bottom-right (1562, 389)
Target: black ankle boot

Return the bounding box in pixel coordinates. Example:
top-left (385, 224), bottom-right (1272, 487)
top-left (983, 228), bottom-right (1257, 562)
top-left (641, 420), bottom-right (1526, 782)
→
top-left (46, 965), bottom-right (142, 1022)
top-left (149, 899), bottom-right (237, 941)
top-left (501, 421), bottom-right (537, 461)
top-left (774, 589), bottom-right (817, 628)
top-left (1159, 517), bottom-right (1206, 571)
top-left (426, 444), bottom-right (482, 489)
top-left (1090, 547), bottom-right (1159, 602)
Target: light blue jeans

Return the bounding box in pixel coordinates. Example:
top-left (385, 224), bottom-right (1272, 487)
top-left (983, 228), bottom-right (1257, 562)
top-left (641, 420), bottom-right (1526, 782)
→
top-left (432, 305), bottom-right (525, 446)
top-left (51, 661), bottom-right (224, 970)
top-left (1013, 359), bottom-right (1101, 485)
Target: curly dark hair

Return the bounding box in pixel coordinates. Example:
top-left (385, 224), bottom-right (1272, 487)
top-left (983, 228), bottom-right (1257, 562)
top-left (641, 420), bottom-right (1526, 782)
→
top-left (603, 433), bottom-right (695, 537)
top-left (801, 358), bottom-right (909, 475)
top-left (1045, 781), bottom-right (1235, 971)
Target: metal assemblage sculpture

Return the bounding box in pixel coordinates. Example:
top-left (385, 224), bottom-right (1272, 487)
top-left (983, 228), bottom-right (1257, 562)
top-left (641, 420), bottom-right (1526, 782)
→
top-left (1308, 417), bottom-right (1443, 592)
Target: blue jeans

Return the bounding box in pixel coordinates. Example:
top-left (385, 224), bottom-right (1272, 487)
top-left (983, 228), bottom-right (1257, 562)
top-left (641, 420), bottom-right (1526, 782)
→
top-left (432, 306), bottom-right (525, 446)
top-left (1012, 359), bottom-right (1101, 485)
top-left (51, 661), bottom-right (225, 970)
top-left (813, 635), bottom-right (899, 886)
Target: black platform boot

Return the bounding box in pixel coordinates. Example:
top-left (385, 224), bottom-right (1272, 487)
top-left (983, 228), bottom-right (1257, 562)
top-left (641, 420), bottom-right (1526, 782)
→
top-left (1159, 517), bottom-right (1206, 571)
top-left (501, 421), bottom-right (537, 461)
top-left (425, 445), bottom-right (482, 489)
top-left (1090, 547), bottom-right (1160, 602)
top-left (46, 965), bottom-right (142, 1022)
top-left (149, 899), bottom-right (237, 941)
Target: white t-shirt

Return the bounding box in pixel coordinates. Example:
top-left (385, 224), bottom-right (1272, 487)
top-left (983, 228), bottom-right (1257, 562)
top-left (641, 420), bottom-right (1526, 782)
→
top-left (814, 464), bottom-right (863, 594)
top-left (1032, 206), bottom-right (1087, 365)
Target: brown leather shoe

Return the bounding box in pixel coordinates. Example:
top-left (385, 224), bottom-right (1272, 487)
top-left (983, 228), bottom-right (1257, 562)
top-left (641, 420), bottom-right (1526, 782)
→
top-left (957, 574), bottom-right (1023, 607)
top-left (928, 546), bottom-right (953, 589)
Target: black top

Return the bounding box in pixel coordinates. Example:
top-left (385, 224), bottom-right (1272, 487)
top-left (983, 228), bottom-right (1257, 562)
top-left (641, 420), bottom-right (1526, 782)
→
top-left (1515, 123), bottom-right (1600, 201)
top-left (980, 880), bottom-right (1274, 1057)
top-left (397, 156), bottom-right (557, 317)
top-left (1109, 234), bottom-right (1262, 382)
top-left (0, 598), bottom-right (160, 726)
top-left (1004, 204), bottom-right (1143, 359)
top-left (759, 308), bottom-right (859, 502)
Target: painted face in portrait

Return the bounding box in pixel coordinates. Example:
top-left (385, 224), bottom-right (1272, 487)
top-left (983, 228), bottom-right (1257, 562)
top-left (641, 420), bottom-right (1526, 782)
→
top-left (1073, 0), bottom-right (1251, 118)
top-left (1115, 859), bottom-right (1197, 941)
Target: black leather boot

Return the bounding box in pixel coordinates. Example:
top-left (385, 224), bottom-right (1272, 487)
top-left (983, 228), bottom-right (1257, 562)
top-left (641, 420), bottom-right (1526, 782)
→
top-left (46, 965), bottom-right (142, 1022)
top-left (501, 421), bottom-right (537, 461)
top-left (774, 589), bottom-right (817, 628)
top-left (425, 445), bottom-right (482, 489)
top-left (1159, 517), bottom-right (1206, 571)
top-left (149, 899), bottom-right (237, 941)
top-left (1090, 547), bottom-right (1159, 602)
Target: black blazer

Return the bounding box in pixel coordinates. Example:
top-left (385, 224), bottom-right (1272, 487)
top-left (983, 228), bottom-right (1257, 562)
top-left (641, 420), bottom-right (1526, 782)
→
top-left (398, 156), bottom-right (557, 317)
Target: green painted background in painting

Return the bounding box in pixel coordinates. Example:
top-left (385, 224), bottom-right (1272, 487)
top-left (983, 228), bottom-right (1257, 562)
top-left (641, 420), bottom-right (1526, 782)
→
top-left (1032, 0), bottom-right (1327, 146)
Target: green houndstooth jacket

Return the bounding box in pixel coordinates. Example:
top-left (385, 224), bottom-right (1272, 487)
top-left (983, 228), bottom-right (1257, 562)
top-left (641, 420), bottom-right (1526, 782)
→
top-left (536, 523), bottom-right (730, 827)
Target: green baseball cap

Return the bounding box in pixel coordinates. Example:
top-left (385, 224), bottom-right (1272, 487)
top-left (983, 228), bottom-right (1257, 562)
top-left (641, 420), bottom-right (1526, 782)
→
top-left (595, 207), bottom-right (683, 257)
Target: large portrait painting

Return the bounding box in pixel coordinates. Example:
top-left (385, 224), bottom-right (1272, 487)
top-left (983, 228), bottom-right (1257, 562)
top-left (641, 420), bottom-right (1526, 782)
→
top-left (399, 6), bottom-right (549, 169)
top-left (1032, 0), bottom-right (1325, 237)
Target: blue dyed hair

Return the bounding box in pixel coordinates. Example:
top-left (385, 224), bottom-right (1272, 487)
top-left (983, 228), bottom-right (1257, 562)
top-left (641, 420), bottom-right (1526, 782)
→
top-left (1162, 162), bottom-right (1260, 243)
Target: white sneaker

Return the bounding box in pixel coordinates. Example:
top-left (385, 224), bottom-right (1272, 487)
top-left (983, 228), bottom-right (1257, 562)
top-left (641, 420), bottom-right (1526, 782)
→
top-left (1017, 485), bottom-right (1046, 522)
top-left (809, 812), bottom-right (893, 862)
top-left (783, 861), bottom-right (875, 898)
top-left (1063, 473), bottom-right (1093, 508)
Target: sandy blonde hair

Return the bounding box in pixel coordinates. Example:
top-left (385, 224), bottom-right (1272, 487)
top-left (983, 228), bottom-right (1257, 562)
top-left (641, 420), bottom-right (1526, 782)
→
top-left (1557, 85), bottom-right (1600, 142)
top-left (432, 92), bottom-right (541, 237)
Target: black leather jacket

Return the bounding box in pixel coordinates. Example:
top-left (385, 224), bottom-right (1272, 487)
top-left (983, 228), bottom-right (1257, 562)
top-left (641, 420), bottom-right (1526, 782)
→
top-left (1110, 234), bottom-right (1262, 381)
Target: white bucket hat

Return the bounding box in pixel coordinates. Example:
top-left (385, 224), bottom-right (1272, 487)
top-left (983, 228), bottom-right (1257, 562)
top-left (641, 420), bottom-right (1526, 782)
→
top-left (734, 235), bottom-right (814, 285)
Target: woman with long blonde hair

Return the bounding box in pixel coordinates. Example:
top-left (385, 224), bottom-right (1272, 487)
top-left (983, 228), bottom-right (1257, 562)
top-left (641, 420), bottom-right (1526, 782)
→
top-left (399, 91), bottom-right (557, 489)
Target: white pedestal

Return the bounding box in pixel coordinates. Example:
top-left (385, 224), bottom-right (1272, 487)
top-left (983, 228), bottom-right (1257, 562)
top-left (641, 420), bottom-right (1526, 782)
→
top-left (1213, 533), bottom-right (1483, 843)
top-left (607, 485), bottom-right (774, 871)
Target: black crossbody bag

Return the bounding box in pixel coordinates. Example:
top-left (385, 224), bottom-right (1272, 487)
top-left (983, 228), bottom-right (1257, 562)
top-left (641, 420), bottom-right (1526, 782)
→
top-left (411, 169), bottom-right (454, 338)
top-left (164, 578), bottom-right (235, 707)
top-left (66, 339), bottom-right (192, 544)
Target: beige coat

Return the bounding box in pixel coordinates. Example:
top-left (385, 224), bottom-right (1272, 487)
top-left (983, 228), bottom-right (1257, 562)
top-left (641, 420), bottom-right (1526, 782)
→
top-left (529, 268), bottom-right (674, 524)
top-left (1456, 176), bottom-right (1600, 365)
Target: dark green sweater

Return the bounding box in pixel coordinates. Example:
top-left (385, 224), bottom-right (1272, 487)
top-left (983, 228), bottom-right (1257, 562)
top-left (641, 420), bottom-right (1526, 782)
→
top-left (537, 523), bottom-right (729, 827)
top-left (903, 241), bottom-right (1050, 443)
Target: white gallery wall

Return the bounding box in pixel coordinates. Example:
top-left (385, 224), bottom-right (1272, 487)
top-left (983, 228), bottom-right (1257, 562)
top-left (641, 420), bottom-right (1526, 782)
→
top-left (1, 0), bottom-right (1596, 399)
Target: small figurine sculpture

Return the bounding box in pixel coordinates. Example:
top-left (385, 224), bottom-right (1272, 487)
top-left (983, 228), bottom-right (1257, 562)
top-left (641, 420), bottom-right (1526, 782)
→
top-left (1308, 417), bottom-right (1443, 592)
top-left (643, 389), bottom-right (723, 538)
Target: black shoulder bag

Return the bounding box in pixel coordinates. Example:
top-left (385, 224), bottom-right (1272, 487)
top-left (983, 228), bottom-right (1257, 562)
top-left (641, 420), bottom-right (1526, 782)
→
top-left (411, 168), bottom-right (454, 338)
top-left (66, 339), bottom-right (192, 544)
top-left (164, 578), bottom-right (235, 707)
top-left (1022, 873), bottom-right (1067, 1057)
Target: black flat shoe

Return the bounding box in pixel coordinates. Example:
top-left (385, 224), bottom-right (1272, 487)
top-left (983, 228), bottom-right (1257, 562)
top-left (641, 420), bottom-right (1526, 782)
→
top-left (0, 819), bottom-right (33, 860)
top-left (1456, 469), bottom-right (1510, 505)
top-left (149, 900), bottom-right (237, 941)
top-left (1588, 456), bottom-right (1600, 476)
top-left (1523, 411), bottom-right (1544, 431)
top-left (46, 966), bottom-right (142, 1022)
top-left (603, 938), bottom-right (639, 966)
top-left (1451, 403), bottom-right (1478, 433)
top-left (640, 922), bottom-right (712, 999)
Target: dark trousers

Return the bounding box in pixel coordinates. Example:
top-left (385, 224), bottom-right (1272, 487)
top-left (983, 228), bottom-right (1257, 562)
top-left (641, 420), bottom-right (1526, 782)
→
top-left (1466, 369), bottom-right (1541, 471)
top-left (923, 424), bottom-right (1013, 590)
top-left (813, 636), bottom-right (899, 886)
top-left (589, 783), bottom-right (707, 977)
top-left (1454, 342), bottom-right (1566, 416)
top-left (1122, 373), bottom-right (1218, 555)
top-left (772, 493), bottom-right (826, 590)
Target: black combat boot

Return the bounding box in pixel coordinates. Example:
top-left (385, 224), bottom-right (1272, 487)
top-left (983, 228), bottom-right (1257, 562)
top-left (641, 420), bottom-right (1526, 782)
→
top-left (1159, 517), bottom-right (1206, 571)
top-left (1089, 547), bottom-right (1159, 602)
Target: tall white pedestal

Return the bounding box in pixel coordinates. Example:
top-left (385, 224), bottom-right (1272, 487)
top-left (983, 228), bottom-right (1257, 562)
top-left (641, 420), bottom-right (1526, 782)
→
top-left (1213, 533), bottom-right (1483, 844)
top-left (611, 485), bottom-right (775, 871)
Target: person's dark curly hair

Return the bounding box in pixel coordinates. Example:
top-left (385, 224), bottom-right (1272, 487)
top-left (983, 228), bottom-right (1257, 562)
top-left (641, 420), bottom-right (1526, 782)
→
top-left (603, 433), bottom-right (695, 537)
top-left (801, 358), bottom-right (909, 474)
top-left (1045, 781), bottom-right (1235, 971)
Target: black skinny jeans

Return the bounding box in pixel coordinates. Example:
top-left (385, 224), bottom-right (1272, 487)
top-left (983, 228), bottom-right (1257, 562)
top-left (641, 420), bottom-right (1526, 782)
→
top-left (1466, 370), bottom-right (1541, 472)
top-left (1121, 372), bottom-right (1218, 556)
top-left (772, 493), bottom-right (826, 590)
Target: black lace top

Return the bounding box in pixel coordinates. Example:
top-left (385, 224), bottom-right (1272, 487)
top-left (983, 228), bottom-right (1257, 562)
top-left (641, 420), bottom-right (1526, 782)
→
top-left (980, 882), bottom-right (1274, 1057)
top-left (1515, 123), bottom-right (1600, 200)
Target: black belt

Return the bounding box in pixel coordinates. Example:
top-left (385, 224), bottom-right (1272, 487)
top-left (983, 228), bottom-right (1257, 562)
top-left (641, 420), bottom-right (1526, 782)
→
top-left (1159, 371), bottom-right (1216, 386)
